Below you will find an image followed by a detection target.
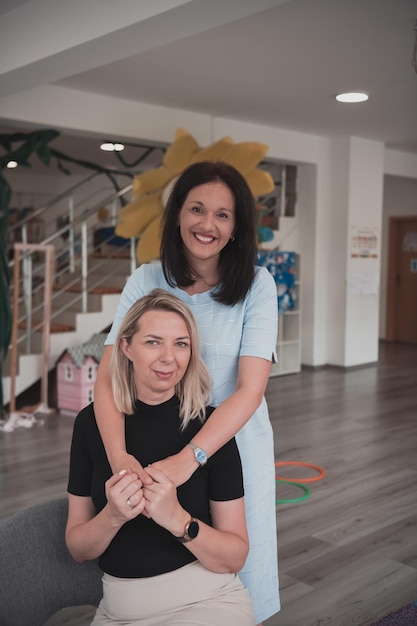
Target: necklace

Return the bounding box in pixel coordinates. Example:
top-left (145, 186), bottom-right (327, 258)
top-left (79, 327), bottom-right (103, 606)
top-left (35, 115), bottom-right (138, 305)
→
top-left (201, 277), bottom-right (217, 288)
top-left (198, 273), bottom-right (219, 289)
top-left (191, 270), bottom-right (218, 289)
top-left (184, 274), bottom-right (218, 295)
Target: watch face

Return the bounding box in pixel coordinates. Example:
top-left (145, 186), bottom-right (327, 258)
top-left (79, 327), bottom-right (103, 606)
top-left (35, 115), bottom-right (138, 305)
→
top-left (196, 449), bottom-right (207, 464)
top-left (187, 520), bottom-right (199, 540)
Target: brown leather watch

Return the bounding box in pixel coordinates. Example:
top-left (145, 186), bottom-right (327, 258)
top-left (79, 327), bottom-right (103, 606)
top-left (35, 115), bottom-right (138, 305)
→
top-left (175, 517), bottom-right (200, 543)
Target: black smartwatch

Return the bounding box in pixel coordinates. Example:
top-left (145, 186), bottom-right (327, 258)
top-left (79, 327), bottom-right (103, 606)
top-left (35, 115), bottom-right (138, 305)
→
top-left (176, 517), bottom-right (200, 543)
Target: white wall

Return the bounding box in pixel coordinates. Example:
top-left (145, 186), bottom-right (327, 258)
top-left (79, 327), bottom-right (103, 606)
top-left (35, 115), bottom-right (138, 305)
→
top-left (379, 174), bottom-right (417, 339)
top-left (3, 88), bottom-right (417, 366)
top-left (4, 169), bottom-right (73, 208)
top-left (384, 150), bottom-right (417, 179)
top-left (4, 168), bottom-right (130, 221)
top-left (297, 163), bottom-right (319, 365)
top-left (344, 137), bottom-right (384, 366)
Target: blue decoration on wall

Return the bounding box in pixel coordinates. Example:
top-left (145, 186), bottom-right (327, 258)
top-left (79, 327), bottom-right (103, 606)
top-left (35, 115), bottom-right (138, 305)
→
top-left (257, 226), bottom-right (274, 243)
top-left (257, 250), bottom-right (297, 315)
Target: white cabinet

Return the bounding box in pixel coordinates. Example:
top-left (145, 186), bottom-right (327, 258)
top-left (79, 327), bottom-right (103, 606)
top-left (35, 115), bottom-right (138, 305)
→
top-left (274, 253), bottom-right (301, 376)
top-left (258, 251), bottom-right (301, 377)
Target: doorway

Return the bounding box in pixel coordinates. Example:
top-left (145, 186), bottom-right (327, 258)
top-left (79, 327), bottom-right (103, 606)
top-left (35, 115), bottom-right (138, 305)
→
top-left (386, 216), bottom-right (417, 343)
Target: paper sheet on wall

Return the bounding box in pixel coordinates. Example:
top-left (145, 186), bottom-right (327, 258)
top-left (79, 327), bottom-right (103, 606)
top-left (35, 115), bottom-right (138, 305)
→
top-left (348, 271), bottom-right (379, 294)
top-left (351, 226), bottom-right (379, 258)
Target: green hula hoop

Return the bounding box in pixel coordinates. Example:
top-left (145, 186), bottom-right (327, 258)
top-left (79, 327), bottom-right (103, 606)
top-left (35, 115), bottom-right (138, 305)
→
top-left (276, 479), bottom-right (311, 504)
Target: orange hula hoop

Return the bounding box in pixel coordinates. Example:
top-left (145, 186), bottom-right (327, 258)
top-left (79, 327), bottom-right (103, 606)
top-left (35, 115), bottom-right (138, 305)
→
top-left (275, 461), bottom-right (325, 483)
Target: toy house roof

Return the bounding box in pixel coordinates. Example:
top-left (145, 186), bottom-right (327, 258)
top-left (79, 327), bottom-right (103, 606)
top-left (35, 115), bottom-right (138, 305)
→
top-left (58, 333), bottom-right (107, 368)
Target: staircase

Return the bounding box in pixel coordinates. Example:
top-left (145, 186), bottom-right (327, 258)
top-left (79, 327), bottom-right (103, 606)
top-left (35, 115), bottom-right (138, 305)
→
top-left (2, 292), bottom-right (123, 406)
top-left (2, 173), bottom-right (137, 408)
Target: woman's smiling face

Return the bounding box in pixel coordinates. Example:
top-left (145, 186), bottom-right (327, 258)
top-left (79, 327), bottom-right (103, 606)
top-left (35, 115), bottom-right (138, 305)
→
top-left (178, 181), bottom-right (236, 266)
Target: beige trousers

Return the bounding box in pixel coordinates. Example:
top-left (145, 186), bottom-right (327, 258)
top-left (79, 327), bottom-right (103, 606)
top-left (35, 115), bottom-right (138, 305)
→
top-left (91, 560), bottom-right (255, 626)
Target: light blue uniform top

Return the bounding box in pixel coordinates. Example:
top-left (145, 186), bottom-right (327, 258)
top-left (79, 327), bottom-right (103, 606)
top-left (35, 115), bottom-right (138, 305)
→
top-left (105, 262), bottom-right (280, 623)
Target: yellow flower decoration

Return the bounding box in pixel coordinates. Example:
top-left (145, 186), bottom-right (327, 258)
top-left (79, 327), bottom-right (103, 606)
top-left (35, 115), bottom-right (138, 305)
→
top-left (116, 128), bottom-right (274, 263)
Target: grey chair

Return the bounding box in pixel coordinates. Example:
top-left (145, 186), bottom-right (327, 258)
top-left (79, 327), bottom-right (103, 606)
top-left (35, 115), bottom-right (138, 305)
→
top-left (0, 498), bottom-right (102, 626)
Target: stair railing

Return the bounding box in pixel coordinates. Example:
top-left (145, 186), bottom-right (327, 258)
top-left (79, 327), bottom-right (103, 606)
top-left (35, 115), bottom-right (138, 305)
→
top-left (8, 173), bottom-right (136, 358)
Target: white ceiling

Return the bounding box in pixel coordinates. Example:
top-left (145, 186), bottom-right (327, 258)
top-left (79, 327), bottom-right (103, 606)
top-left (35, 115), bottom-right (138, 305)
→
top-left (0, 0), bottom-right (416, 175)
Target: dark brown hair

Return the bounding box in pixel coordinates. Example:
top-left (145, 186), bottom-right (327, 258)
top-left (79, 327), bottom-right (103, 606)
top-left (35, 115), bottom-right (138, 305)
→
top-left (160, 161), bottom-right (257, 305)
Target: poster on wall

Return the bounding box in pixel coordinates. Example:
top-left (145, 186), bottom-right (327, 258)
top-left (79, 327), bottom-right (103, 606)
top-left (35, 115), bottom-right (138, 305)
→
top-left (350, 226), bottom-right (379, 258)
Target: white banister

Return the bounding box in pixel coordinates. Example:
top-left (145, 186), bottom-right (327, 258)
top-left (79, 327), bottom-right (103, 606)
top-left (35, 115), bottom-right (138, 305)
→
top-left (81, 221), bottom-right (88, 313)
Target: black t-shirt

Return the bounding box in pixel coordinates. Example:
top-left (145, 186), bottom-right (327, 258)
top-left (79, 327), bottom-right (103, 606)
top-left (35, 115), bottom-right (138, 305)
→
top-left (67, 395), bottom-right (244, 578)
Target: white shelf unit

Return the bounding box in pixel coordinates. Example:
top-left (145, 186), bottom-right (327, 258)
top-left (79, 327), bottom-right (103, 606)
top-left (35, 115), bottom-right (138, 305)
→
top-left (270, 254), bottom-right (301, 377)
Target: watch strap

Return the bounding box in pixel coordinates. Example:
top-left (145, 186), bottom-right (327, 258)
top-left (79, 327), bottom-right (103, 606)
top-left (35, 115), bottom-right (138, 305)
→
top-left (175, 517), bottom-right (199, 543)
top-left (187, 442), bottom-right (207, 466)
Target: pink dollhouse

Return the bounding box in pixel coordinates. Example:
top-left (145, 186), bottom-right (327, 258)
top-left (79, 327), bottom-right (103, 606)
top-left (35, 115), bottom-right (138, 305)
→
top-left (56, 333), bottom-right (106, 414)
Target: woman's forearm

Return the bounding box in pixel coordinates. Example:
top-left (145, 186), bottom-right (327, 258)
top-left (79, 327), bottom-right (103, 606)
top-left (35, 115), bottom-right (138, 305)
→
top-left (66, 505), bottom-right (122, 563)
top-left (185, 523), bottom-right (248, 573)
top-left (94, 347), bottom-right (152, 481)
top-left (163, 506), bottom-right (248, 573)
top-left (191, 356), bottom-right (272, 457)
top-left (178, 499), bottom-right (249, 573)
top-left (192, 389), bottom-right (260, 457)
top-left (142, 467), bottom-right (248, 573)
top-left (151, 357), bottom-right (272, 486)
top-left (150, 386), bottom-right (262, 486)
top-left (94, 346), bottom-right (127, 468)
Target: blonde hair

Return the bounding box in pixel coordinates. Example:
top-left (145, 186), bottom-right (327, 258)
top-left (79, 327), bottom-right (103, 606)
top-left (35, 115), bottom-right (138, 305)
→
top-left (110, 289), bottom-right (211, 429)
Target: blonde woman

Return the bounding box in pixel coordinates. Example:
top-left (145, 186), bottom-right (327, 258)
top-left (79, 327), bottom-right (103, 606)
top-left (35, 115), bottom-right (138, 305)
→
top-left (66, 289), bottom-right (255, 626)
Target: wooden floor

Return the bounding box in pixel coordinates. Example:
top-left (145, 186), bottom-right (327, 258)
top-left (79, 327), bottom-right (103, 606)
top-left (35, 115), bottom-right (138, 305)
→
top-left (1, 341), bottom-right (416, 626)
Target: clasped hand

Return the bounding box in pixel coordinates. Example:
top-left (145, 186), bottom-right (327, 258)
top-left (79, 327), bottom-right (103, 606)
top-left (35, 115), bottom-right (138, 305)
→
top-left (110, 449), bottom-right (196, 487)
top-left (105, 465), bottom-right (185, 534)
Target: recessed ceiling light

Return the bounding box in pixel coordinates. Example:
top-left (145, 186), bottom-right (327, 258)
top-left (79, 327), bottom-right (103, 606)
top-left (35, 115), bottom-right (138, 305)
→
top-left (100, 142), bottom-right (125, 151)
top-left (336, 92), bottom-right (369, 103)
top-left (6, 160), bottom-right (18, 168)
